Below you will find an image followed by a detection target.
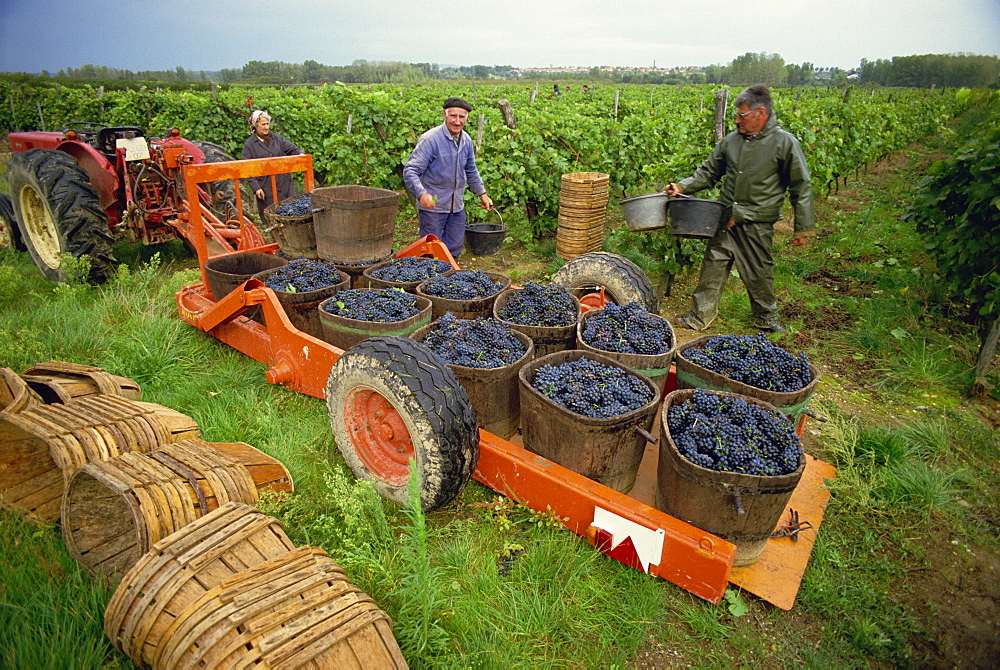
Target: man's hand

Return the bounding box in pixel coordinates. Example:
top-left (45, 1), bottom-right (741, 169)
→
top-left (418, 193), bottom-right (437, 209)
top-left (664, 183), bottom-right (684, 197)
top-left (478, 194), bottom-right (494, 210)
top-left (254, 188), bottom-right (265, 200)
top-left (791, 235), bottom-right (809, 248)
top-left (725, 216), bottom-right (737, 231)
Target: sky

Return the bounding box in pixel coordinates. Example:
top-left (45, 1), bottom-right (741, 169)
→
top-left (1, 0), bottom-right (997, 74)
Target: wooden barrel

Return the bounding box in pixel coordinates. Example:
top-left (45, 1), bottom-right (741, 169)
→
top-left (104, 502), bottom-right (297, 667)
top-left (0, 395), bottom-right (200, 523)
top-left (263, 195), bottom-right (318, 259)
top-left (253, 265), bottom-right (350, 339)
top-left (576, 309), bottom-right (676, 398)
top-left (517, 350), bottom-right (660, 493)
top-left (656, 388), bottom-right (806, 566)
top-left (312, 185), bottom-right (399, 264)
top-left (20, 360), bottom-right (141, 403)
top-left (675, 335), bottom-right (820, 421)
top-left (493, 289), bottom-right (581, 359)
top-left (203, 252), bottom-right (287, 324)
top-left (61, 439), bottom-right (294, 581)
top-left (318, 293), bottom-right (432, 352)
top-left (414, 270), bottom-right (511, 320)
top-left (154, 545), bottom-right (408, 669)
top-left (1, 367), bottom-right (42, 415)
top-left (412, 323), bottom-right (533, 440)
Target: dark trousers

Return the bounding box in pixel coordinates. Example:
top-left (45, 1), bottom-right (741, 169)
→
top-left (418, 209), bottom-right (467, 259)
top-left (684, 221), bottom-right (778, 329)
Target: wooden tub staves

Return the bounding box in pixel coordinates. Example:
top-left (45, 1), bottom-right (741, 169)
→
top-left (0, 394), bottom-right (199, 523)
top-left (62, 439), bottom-right (294, 581)
top-left (20, 360), bottom-right (142, 404)
top-left (0, 367), bottom-right (43, 415)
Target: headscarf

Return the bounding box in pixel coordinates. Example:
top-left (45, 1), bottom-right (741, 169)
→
top-left (249, 110), bottom-right (270, 130)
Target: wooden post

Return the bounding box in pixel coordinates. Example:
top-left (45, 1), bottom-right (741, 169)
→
top-left (372, 120), bottom-right (387, 142)
top-left (530, 83), bottom-right (538, 104)
top-left (613, 90), bottom-right (620, 122)
top-left (972, 316), bottom-right (1000, 396)
top-left (713, 89), bottom-right (729, 144)
top-left (497, 99), bottom-right (517, 130)
top-left (211, 82), bottom-right (218, 101)
top-left (36, 99), bottom-right (44, 131)
top-left (476, 113), bottom-right (485, 152)
top-left (346, 113), bottom-right (353, 134)
top-left (842, 84), bottom-right (852, 102)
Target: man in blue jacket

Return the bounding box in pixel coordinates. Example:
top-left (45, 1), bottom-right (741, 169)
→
top-left (403, 97), bottom-right (493, 258)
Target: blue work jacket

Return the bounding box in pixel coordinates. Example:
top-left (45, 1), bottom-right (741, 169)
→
top-left (403, 124), bottom-right (486, 213)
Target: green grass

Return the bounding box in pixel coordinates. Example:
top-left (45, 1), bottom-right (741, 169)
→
top-left (1, 111), bottom-right (999, 669)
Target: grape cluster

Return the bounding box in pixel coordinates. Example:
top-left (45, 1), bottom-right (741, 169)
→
top-left (275, 194), bottom-right (313, 217)
top-left (262, 258), bottom-right (343, 293)
top-left (667, 390), bottom-right (802, 476)
top-left (497, 282), bottom-right (577, 327)
top-left (421, 270), bottom-right (504, 300)
top-left (581, 302), bottom-right (674, 355)
top-left (531, 357), bottom-right (653, 419)
top-left (370, 256), bottom-right (452, 283)
top-left (320, 288), bottom-right (420, 323)
top-left (682, 333), bottom-right (812, 392)
top-left (422, 314), bottom-right (527, 369)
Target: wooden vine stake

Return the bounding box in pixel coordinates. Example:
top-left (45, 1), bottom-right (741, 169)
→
top-left (476, 113), bottom-right (485, 152)
top-left (613, 90), bottom-right (620, 122)
top-left (497, 99), bottom-right (517, 130)
top-left (713, 89), bottom-right (729, 144)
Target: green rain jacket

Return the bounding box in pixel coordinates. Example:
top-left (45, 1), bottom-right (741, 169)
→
top-left (679, 114), bottom-right (815, 235)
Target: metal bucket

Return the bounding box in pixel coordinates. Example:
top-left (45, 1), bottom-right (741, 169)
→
top-left (667, 198), bottom-right (725, 238)
top-left (620, 193), bottom-right (669, 232)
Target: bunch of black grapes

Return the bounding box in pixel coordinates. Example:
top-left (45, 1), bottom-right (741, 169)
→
top-left (497, 281), bottom-right (577, 327)
top-left (421, 270), bottom-right (505, 300)
top-left (320, 289), bottom-right (420, 322)
top-left (581, 301), bottom-right (674, 355)
top-left (262, 258), bottom-right (343, 293)
top-left (682, 333), bottom-right (812, 392)
top-left (370, 257), bottom-right (452, 283)
top-left (275, 194), bottom-right (313, 217)
top-left (666, 390), bottom-right (802, 476)
top-left (422, 314), bottom-right (527, 368)
top-left (531, 357), bottom-right (653, 418)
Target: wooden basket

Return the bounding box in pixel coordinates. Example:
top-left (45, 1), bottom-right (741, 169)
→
top-left (62, 439), bottom-right (294, 581)
top-left (104, 502), bottom-right (296, 666)
top-left (155, 545), bottom-right (408, 669)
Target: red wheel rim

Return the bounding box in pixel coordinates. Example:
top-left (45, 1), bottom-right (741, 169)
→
top-left (343, 387), bottom-right (413, 485)
top-left (579, 287), bottom-right (610, 312)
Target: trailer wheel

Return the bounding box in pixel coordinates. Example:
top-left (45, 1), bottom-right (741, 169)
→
top-left (326, 336), bottom-right (479, 512)
top-left (551, 251), bottom-right (659, 312)
top-left (0, 194), bottom-right (24, 250)
top-left (7, 149), bottom-right (115, 283)
top-left (192, 140), bottom-right (258, 221)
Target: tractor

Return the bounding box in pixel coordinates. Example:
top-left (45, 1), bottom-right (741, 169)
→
top-left (1, 123), bottom-right (262, 283)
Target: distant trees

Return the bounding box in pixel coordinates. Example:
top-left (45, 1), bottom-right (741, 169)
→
top-left (860, 54), bottom-right (999, 88)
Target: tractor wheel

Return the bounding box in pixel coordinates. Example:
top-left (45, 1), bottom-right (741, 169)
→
top-left (326, 336), bottom-right (480, 512)
top-left (0, 193), bottom-right (24, 250)
top-left (7, 149), bottom-right (115, 283)
top-left (551, 251), bottom-right (659, 312)
top-left (192, 140), bottom-right (258, 221)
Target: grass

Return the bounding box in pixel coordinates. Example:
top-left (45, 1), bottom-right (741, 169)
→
top-left (0, 111), bottom-right (998, 668)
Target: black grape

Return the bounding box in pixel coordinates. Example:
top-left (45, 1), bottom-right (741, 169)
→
top-left (370, 256), bottom-right (452, 283)
top-left (666, 389), bottom-right (803, 476)
top-left (581, 301), bottom-right (674, 355)
top-left (531, 357), bottom-right (654, 418)
top-left (497, 281), bottom-right (577, 327)
top-left (262, 258), bottom-right (343, 293)
top-left (422, 313), bottom-right (527, 368)
top-left (681, 333), bottom-right (812, 392)
top-left (320, 288), bottom-right (420, 322)
top-left (275, 194), bottom-right (313, 217)
top-left (422, 270), bottom-right (505, 300)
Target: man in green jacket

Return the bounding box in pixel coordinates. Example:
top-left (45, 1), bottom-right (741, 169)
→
top-left (667, 84), bottom-right (815, 334)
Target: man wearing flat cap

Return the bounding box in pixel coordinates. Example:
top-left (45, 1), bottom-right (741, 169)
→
top-left (403, 97), bottom-right (493, 258)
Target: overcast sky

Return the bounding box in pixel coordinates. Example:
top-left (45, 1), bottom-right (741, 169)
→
top-left (1, 0), bottom-right (997, 74)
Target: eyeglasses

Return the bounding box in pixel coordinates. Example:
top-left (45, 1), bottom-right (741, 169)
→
top-left (734, 109), bottom-right (756, 119)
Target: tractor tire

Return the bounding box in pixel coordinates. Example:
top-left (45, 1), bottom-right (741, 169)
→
top-left (326, 336), bottom-right (480, 512)
top-left (0, 193), bottom-right (25, 250)
top-left (192, 140), bottom-right (258, 222)
top-left (7, 149), bottom-right (115, 283)
top-left (551, 251), bottom-right (659, 313)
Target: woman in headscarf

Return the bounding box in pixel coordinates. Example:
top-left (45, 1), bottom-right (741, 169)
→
top-left (241, 110), bottom-right (304, 220)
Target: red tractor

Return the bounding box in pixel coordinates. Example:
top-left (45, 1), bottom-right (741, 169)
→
top-left (1, 123), bottom-right (260, 283)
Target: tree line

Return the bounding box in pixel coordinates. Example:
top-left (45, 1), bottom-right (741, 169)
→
top-left (859, 54), bottom-right (999, 88)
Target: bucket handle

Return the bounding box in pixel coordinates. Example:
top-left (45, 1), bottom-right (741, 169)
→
top-left (722, 483), bottom-right (746, 515)
top-left (634, 426), bottom-right (658, 445)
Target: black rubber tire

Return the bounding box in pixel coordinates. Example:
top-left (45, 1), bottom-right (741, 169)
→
top-left (192, 140), bottom-right (258, 221)
top-left (0, 193), bottom-right (24, 250)
top-left (551, 251), bottom-right (659, 312)
top-left (6, 149), bottom-right (115, 283)
top-left (326, 336), bottom-right (480, 512)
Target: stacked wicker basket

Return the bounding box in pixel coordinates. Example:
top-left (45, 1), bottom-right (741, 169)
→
top-left (556, 172), bottom-right (610, 260)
